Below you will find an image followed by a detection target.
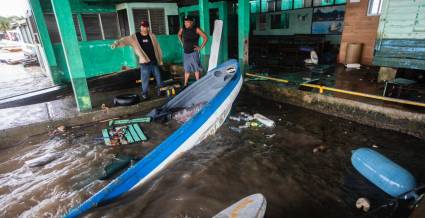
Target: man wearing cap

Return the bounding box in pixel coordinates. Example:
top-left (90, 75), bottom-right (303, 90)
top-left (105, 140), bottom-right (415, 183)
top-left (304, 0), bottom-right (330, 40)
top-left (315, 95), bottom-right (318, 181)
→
top-left (178, 16), bottom-right (208, 87)
top-left (111, 20), bottom-right (163, 100)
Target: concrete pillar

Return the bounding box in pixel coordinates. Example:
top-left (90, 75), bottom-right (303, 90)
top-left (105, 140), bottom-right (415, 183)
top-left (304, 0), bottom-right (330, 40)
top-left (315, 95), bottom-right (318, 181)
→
top-left (125, 4), bottom-right (138, 65)
top-left (199, 0), bottom-right (210, 69)
top-left (218, 1), bottom-right (229, 62)
top-left (28, 0), bottom-right (62, 84)
top-left (50, 0), bottom-right (92, 112)
top-left (238, 0), bottom-right (250, 72)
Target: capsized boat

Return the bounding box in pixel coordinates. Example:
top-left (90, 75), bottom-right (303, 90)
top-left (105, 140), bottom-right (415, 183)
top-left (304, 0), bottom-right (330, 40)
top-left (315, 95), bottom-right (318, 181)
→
top-left (65, 59), bottom-right (243, 217)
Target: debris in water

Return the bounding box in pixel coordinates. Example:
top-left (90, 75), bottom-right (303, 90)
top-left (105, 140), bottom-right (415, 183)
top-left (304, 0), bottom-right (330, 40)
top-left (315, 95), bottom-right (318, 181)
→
top-left (229, 126), bottom-right (242, 133)
top-left (372, 144), bottom-right (379, 148)
top-left (265, 134), bottom-right (276, 139)
top-left (254, 113), bottom-right (275, 128)
top-left (245, 121), bottom-right (262, 128)
top-left (313, 145), bottom-right (328, 153)
top-left (102, 124), bottom-right (147, 146)
top-left (25, 153), bottom-right (61, 167)
top-left (101, 104), bottom-right (109, 113)
top-left (229, 116), bottom-right (241, 122)
top-left (48, 125), bottom-right (67, 137)
top-left (240, 112), bottom-right (254, 121)
top-left (99, 154), bottom-right (135, 180)
top-left (57, 125), bottom-right (66, 132)
top-left (246, 140), bottom-right (255, 145)
top-left (356, 197), bottom-right (370, 212)
top-left (346, 63), bottom-right (361, 69)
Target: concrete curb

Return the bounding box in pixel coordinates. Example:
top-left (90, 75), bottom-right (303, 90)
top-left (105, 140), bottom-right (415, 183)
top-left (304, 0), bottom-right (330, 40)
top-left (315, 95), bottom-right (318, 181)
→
top-left (245, 83), bottom-right (425, 140)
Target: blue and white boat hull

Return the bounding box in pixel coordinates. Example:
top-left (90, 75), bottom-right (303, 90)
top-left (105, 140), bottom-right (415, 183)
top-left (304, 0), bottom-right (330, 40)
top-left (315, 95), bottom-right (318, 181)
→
top-left (65, 59), bottom-right (243, 217)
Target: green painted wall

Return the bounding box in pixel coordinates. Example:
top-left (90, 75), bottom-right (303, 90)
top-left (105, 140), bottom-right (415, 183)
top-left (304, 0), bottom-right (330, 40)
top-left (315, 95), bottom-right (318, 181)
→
top-left (39, 0), bottom-right (182, 82)
top-left (157, 35), bottom-right (183, 64)
top-left (53, 36), bottom-right (182, 81)
top-left (373, 0), bottom-right (425, 70)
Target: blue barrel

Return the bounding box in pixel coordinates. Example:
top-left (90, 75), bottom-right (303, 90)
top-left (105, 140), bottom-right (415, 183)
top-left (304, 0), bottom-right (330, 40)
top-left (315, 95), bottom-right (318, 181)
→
top-left (351, 148), bottom-right (416, 198)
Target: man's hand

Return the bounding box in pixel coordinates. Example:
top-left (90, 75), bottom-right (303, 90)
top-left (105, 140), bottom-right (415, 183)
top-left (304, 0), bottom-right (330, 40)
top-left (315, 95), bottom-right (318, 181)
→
top-left (194, 45), bottom-right (201, 52)
top-left (110, 42), bottom-right (117, 49)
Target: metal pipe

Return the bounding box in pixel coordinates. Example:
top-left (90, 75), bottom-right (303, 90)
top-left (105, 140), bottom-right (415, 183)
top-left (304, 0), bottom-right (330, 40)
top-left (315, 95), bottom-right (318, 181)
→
top-left (246, 73), bottom-right (425, 108)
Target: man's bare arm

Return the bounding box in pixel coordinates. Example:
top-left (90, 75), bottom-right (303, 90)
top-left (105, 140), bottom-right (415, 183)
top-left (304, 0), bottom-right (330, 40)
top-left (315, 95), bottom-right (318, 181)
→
top-left (177, 28), bottom-right (184, 46)
top-left (111, 36), bottom-right (131, 49)
top-left (195, 28), bottom-right (208, 51)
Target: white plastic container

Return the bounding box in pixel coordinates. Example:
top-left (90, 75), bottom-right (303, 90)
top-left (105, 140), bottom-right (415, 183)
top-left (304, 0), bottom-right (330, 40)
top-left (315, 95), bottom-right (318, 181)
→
top-left (253, 113), bottom-right (275, 128)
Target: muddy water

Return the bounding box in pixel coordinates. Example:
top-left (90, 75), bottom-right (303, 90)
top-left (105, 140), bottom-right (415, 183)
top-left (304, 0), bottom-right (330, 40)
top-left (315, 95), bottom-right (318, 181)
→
top-left (1, 92), bottom-right (425, 218)
top-left (0, 118), bottom-right (179, 217)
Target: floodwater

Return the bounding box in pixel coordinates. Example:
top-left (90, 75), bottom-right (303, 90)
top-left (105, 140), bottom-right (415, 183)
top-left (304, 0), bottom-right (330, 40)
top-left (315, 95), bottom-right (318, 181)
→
top-left (0, 50), bottom-right (52, 99)
top-left (1, 92), bottom-right (425, 218)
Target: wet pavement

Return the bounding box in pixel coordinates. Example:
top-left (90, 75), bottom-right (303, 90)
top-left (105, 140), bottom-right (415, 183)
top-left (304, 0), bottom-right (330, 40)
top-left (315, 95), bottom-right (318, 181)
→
top-left (251, 64), bottom-right (425, 113)
top-left (0, 50), bottom-right (52, 100)
top-left (0, 92), bottom-right (424, 218)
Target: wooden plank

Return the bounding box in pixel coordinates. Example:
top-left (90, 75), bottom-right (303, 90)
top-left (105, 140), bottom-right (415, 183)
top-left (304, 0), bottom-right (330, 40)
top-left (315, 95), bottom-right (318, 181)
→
top-left (127, 124), bottom-right (141, 142)
top-left (376, 50), bottom-right (425, 59)
top-left (102, 129), bottom-right (112, 146)
top-left (132, 124), bottom-right (147, 141)
top-left (109, 117), bottom-right (151, 126)
top-left (381, 39), bottom-right (425, 47)
top-left (383, 32), bottom-right (425, 39)
top-left (124, 128), bottom-right (134, 144)
top-left (373, 56), bottom-right (425, 70)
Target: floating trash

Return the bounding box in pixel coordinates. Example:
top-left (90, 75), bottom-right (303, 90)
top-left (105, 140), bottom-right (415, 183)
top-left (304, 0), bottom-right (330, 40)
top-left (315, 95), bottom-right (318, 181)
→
top-left (254, 113), bottom-right (275, 128)
top-left (356, 197), bottom-right (370, 212)
top-left (313, 145), bottom-right (328, 153)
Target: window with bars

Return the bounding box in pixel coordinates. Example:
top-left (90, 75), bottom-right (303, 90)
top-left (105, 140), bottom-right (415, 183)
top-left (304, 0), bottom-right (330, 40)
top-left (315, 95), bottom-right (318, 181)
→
top-left (45, 13), bottom-right (81, 43)
top-left (255, 0), bottom-right (346, 12)
top-left (81, 13), bottom-right (120, 41)
top-left (44, 13), bottom-right (119, 42)
top-left (295, 0), bottom-right (313, 8)
top-left (101, 13), bottom-right (120, 39)
top-left (133, 8), bottom-right (166, 35)
top-left (82, 14), bottom-right (102, 41)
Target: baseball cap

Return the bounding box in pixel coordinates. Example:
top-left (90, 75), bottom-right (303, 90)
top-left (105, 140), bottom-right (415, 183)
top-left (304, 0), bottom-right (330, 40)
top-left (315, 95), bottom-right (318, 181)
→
top-left (141, 20), bottom-right (150, 27)
top-left (184, 16), bottom-right (195, 22)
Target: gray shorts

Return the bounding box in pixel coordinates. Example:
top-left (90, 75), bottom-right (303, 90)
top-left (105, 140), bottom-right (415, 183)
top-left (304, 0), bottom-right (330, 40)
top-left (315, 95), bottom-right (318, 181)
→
top-left (183, 51), bottom-right (202, 73)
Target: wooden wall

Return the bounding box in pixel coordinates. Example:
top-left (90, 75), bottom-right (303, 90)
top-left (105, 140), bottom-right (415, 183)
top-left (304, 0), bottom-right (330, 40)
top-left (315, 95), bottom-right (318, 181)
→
top-left (373, 0), bottom-right (425, 70)
top-left (338, 0), bottom-right (379, 65)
